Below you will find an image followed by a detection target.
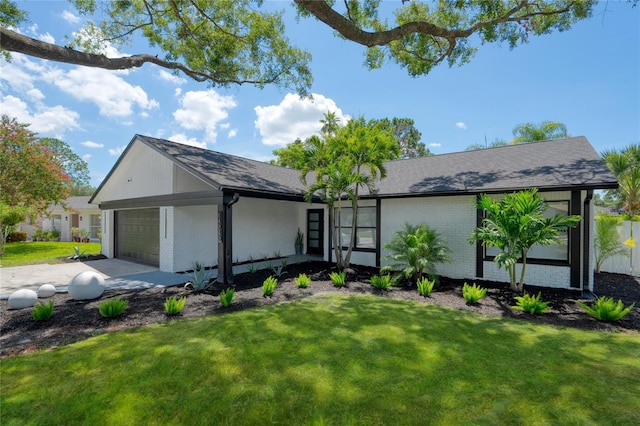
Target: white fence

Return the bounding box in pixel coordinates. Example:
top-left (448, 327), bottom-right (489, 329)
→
top-left (599, 220), bottom-right (640, 276)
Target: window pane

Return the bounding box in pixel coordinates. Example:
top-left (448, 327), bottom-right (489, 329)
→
top-left (339, 228), bottom-right (352, 247)
top-left (338, 208), bottom-right (353, 227)
top-left (356, 229), bottom-right (376, 248)
top-left (357, 207), bottom-right (376, 226)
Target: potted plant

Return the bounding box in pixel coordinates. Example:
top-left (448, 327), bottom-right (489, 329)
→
top-left (295, 228), bottom-right (304, 255)
top-left (71, 227), bottom-right (81, 242)
top-left (80, 228), bottom-right (90, 243)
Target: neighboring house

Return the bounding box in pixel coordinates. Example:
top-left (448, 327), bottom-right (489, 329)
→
top-left (89, 135), bottom-right (617, 291)
top-left (21, 196), bottom-right (102, 242)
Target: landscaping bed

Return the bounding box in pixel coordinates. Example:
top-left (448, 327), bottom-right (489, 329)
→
top-left (1, 261), bottom-right (638, 357)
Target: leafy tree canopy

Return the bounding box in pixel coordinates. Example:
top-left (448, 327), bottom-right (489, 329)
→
top-left (39, 137), bottom-right (91, 194)
top-left (0, 0), bottom-right (611, 93)
top-left (273, 115), bottom-right (425, 168)
top-left (465, 120), bottom-right (569, 151)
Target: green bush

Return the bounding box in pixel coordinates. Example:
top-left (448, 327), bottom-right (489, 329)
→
top-left (512, 292), bottom-right (550, 315)
top-left (69, 246), bottom-right (87, 260)
top-left (185, 261), bottom-right (212, 291)
top-left (462, 282), bottom-right (487, 304)
top-left (381, 223), bottom-right (452, 284)
top-left (99, 299), bottom-right (128, 318)
top-left (416, 277), bottom-right (435, 297)
top-left (577, 297), bottom-right (634, 322)
top-left (369, 274), bottom-right (392, 290)
top-left (262, 276), bottom-right (278, 297)
top-left (219, 288), bottom-right (236, 307)
top-left (164, 296), bottom-right (187, 315)
top-left (295, 273), bottom-right (311, 288)
top-left (7, 231), bottom-right (27, 242)
top-left (329, 271), bottom-right (346, 287)
top-left (31, 300), bottom-right (54, 321)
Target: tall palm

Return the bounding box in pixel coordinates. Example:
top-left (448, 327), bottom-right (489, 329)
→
top-left (602, 144), bottom-right (640, 218)
top-left (336, 119), bottom-right (398, 266)
top-left (510, 121), bottom-right (569, 144)
top-left (469, 189), bottom-right (581, 292)
top-left (320, 111), bottom-right (341, 136)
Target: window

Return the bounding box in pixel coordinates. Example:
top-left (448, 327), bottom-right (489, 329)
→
top-left (90, 214), bottom-right (102, 239)
top-left (52, 215), bottom-right (62, 232)
top-left (485, 200), bottom-right (571, 262)
top-left (334, 206), bottom-right (376, 250)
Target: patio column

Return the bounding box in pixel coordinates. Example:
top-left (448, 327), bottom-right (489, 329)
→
top-left (217, 192), bottom-right (239, 285)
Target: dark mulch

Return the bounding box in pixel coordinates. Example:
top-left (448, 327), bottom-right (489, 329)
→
top-left (1, 261), bottom-right (638, 358)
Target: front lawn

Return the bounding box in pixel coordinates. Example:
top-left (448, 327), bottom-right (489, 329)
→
top-left (0, 242), bottom-right (102, 267)
top-left (1, 294), bottom-right (638, 424)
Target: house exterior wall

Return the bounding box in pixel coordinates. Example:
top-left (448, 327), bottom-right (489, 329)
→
top-left (38, 209), bottom-right (101, 242)
top-left (380, 196), bottom-right (477, 280)
top-left (233, 198), bottom-right (303, 262)
top-left (96, 143), bottom-right (175, 201)
top-left (172, 205), bottom-right (217, 272)
top-left (376, 191), bottom-right (584, 290)
top-left (173, 165), bottom-right (212, 193)
top-left (101, 210), bottom-right (114, 258)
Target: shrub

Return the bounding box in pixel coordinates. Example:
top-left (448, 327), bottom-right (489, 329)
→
top-left (512, 292), bottom-right (550, 315)
top-left (262, 276), bottom-right (278, 297)
top-left (295, 273), bottom-right (311, 288)
top-left (69, 246), bottom-right (87, 260)
top-left (7, 231), bottom-right (27, 242)
top-left (164, 296), bottom-right (187, 315)
top-left (369, 274), bottom-right (392, 290)
top-left (416, 277), bottom-right (435, 297)
top-left (99, 299), bottom-right (128, 318)
top-left (247, 265), bottom-right (258, 274)
top-left (577, 297), bottom-right (635, 322)
top-left (219, 288), bottom-right (236, 307)
top-left (185, 261), bottom-right (212, 292)
top-left (329, 271), bottom-right (346, 287)
top-left (462, 282), bottom-right (487, 304)
top-left (382, 223), bottom-right (452, 284)
top-left (271, 261), bottom-right (286, 278)
top-left (31, 300), bottom-right (54, 321)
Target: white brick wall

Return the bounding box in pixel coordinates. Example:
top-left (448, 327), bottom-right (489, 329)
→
top-left (172, 205), bottom-right (217, 272)
top-left (381, 196), bottom-right (477, 280)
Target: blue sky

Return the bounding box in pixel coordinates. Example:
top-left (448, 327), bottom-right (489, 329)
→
top-left (1, 1), bottom-right (638, 187)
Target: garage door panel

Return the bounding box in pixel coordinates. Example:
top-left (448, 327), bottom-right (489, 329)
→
top-left (116, 209), bottom-right (159, 266)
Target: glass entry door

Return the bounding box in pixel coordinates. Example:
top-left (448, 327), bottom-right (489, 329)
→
top-left (306, 209), bottom-right (324, 256)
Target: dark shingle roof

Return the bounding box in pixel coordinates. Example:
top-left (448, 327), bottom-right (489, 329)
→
top-left (375, 136), bottom-right (617, 197)
top-left (137, 135), bottom-right (308, 197)
top-left (94, 134), bottom-right (617, 203)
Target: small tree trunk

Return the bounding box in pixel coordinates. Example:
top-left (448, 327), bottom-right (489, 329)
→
top-left (516, 251), bottom-right (528, 293)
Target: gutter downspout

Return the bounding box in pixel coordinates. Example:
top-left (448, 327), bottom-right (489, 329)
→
top-left (217, 192), bottom-right (240, 285)
top-left (583, 190), bottom-right (594, 298)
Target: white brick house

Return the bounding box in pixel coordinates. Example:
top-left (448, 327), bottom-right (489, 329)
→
top-left (90, 135), bottom-right (617, 290)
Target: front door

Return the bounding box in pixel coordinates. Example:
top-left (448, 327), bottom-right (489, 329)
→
top-left (306, 209), bottom-right (324, 256)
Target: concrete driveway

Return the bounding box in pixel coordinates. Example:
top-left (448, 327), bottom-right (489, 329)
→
top-left (0, 259), bottom-right (189, 297)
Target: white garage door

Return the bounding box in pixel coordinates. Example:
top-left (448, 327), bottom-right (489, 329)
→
top-left (115, 209), bottom-right (159, 266)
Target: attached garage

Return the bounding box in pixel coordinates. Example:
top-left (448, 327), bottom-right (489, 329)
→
top-left (115, 209), bottom-right (160, 266)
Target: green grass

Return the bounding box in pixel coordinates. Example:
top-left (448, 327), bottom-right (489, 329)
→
top-left (0, 242), bottom-right (102, 267)
top-left (1, 294), bottom-right (639, 425)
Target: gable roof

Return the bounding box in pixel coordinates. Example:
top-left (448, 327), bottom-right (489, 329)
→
top-left (92, 134), bottom-right (617, 204)
top-left (48, 196), bottom-right (97, 212)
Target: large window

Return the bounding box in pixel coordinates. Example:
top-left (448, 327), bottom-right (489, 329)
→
top-left (485, 200), bottom-right (571, 262)
top-left (334, 206), bottom-right (376, 250)
top-left (90, 214), bottom-right (102, 239)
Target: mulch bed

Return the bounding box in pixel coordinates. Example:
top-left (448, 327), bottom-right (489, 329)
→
top-left (1, 261), bottom-right (638, 358)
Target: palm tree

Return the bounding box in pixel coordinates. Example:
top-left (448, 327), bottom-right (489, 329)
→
top-left (469, 189), bottom-right (581, 292)
top-left (602, 144), bottom-right (640, 218)
top-left (320, 111), bottom-right (341, 136)
top-left (594, 215), bottom-right (628, 273)
top-left (510, 121), bottom-right (569, 144)
top-left (382, 223), bottom-right (452, 283)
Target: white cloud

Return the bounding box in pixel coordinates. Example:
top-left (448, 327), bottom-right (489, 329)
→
top-left (109, 146), bottom-right (126, 156)
top-left (38, 33), bottom-right (55, 44)
top-left (62, 10), bottom-right (81, 24)
top-left (173, 90), bottom-right (237, 143)
top-left (228, 128), bottom-right (238, 138)
top-left (82, 141), bottom-right (104, 148)
top-left (0, 95), bottom-right (80, 138)
top-left (0, 54), bottom-right (41, 92)
top-left (26, 88), bottom-right (45, 102)
top-left (49, 67), bottom-right (159, 117)
top-left (167, 133), bottom-right (207, 149)
top-left (174, 88), bottom-right (182, 97)
top-left (82, 154), bottom-right (92, 161)
top-left (220, 123), bottom-right (230, 129)
top-left (158, 70), bottom-right (187, 85)
top-left (429, 142), bottom-right (442, 148)
top-left (254, 93), bottom-right (349, 146)
top-left (455, 122), bottom-right (467, 130)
